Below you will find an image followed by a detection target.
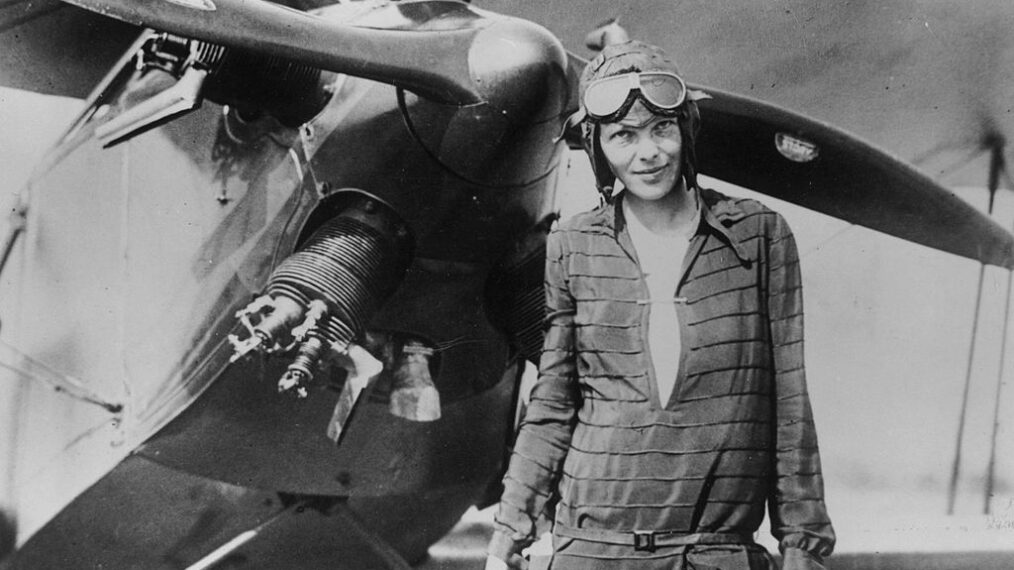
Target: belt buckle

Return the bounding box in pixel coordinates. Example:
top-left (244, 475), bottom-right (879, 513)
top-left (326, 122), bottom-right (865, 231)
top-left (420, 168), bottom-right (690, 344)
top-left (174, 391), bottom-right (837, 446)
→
top-left (633, 530), bottom-right (656, 552)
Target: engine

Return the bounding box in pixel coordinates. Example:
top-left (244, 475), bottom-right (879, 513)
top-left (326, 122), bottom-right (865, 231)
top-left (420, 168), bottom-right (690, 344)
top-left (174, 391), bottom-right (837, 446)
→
top-left (228, 193), bottom-right (413, 400)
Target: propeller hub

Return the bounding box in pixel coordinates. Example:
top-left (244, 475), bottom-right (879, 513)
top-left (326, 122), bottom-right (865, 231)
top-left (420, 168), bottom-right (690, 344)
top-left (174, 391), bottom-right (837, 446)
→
top-left (468, 17), bottom-right (569, 124)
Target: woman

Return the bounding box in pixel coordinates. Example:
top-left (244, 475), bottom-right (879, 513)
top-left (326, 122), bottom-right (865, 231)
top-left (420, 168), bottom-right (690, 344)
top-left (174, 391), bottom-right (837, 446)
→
top-left (487, 41), bottom-right (835, 570)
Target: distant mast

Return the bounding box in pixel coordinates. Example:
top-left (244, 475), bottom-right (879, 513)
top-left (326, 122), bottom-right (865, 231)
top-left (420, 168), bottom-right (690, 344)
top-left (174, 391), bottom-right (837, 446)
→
top-left (947, 139), bottom-right (1012, 515)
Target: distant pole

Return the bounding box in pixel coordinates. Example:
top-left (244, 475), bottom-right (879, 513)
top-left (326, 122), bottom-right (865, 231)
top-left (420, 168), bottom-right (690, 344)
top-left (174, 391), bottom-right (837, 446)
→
top-left (948, 263), bottom-right (988, 514)
top-left (947, 143), bottom-right (1002, 515)
top-left (983, 265), bottom-right (1012, 514)
top-left (983, 142), bottom-right (1011, 514)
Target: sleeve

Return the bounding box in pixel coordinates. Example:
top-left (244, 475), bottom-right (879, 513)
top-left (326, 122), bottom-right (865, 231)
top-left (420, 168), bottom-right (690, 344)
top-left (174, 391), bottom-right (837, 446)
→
top-left (765, 213), bottom-right (836, 569)
top-left (488, 228), bottom-right (580, 563)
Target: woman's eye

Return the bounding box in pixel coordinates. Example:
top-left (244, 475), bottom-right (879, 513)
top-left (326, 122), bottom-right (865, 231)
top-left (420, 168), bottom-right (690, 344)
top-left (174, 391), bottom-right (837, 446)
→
top-left (609, 130), bottom-right (634, 144)
top-left (654, 120), bottom-right (678, 136)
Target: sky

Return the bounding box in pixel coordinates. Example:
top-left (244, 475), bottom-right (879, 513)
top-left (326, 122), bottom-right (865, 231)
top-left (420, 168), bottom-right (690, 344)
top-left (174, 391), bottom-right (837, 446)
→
top-left (2, 78), bottom-right (1014, 554)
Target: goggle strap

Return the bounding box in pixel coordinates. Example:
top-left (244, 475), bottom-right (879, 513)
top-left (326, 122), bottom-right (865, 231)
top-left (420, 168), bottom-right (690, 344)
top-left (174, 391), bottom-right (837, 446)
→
top-left (554, 108), bottom-right (587, 143)
top-left (687, 89), bottom-right (712, 102)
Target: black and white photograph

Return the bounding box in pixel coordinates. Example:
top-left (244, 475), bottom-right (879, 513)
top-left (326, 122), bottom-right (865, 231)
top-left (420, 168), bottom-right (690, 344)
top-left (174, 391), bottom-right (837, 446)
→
top-left (1, 1), bottom-right (1012, 568)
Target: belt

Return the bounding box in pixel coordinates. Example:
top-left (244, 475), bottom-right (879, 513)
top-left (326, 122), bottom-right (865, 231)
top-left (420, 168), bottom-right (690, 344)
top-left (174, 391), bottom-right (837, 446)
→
top-left (554, 526), bottom-right (752, 553)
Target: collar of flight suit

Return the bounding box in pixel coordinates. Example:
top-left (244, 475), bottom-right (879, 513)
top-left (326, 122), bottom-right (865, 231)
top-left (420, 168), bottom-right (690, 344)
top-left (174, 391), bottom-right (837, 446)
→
top-left (606, 187), bottom-right (754, 264)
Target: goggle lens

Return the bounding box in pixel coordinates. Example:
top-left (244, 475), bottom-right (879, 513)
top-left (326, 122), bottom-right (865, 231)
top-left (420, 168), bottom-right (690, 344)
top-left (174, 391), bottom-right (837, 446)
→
top-left (583, 72), bottom-right (687, 120)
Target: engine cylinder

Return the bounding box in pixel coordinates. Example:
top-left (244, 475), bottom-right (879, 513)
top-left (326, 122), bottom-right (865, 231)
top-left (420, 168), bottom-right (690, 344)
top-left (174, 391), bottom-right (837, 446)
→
top-left (197, 40), bottom-right (332, 127)
top-left (268, 194), bottom-right (413, 349)
top-left (486, 217), bottom-right (554, 364)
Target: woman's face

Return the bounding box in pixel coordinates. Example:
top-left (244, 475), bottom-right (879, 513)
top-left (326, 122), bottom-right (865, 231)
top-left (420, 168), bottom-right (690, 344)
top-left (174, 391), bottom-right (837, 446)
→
top-left (599, 100), bottom-right (683, 202)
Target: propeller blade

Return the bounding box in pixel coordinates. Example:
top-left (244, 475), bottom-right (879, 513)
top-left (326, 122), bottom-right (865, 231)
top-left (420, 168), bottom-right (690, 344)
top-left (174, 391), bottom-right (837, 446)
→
top-left (59, 0), bottom-right (484, 104)
top-left (695, 87), bottom-right (1014, 269)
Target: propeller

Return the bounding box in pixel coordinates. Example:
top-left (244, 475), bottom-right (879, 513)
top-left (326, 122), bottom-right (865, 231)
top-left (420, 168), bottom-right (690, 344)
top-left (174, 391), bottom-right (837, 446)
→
top-left (59, 0), bottom-right (488, 105)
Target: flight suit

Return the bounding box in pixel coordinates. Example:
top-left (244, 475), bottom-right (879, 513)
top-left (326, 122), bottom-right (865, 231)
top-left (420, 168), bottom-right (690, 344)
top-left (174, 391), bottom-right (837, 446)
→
top-left (490, 188), bottom-right (835, 569)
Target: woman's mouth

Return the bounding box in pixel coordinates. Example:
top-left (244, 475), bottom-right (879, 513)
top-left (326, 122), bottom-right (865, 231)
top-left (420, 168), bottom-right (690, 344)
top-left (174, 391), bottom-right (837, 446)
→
top-left (634, 164), bottom-right (668, 178)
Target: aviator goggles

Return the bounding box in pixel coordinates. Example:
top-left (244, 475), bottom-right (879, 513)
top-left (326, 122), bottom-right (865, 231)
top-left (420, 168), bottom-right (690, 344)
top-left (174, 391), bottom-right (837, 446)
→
top-left (582, 71), bottom-right (688, 122)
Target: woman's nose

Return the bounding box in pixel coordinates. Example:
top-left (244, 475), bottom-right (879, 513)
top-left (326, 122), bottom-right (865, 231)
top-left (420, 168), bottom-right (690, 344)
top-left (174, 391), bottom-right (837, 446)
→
top-left (635, 136), bottom-right (661, 160)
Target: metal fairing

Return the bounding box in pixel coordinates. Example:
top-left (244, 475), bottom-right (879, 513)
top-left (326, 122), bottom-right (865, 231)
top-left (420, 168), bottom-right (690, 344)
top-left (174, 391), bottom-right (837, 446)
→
top-left (7, 2), bottom-right (568, 567)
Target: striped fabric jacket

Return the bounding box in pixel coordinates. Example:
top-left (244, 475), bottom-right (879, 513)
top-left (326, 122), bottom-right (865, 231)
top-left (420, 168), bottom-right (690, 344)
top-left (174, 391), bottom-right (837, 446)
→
top-left (491, 188), bottom-right (835, 568)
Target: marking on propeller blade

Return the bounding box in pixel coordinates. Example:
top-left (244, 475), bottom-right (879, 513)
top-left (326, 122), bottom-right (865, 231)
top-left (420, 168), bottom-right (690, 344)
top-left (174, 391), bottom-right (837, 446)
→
top-left (775, 133), bottom-right (819, 163)
top-left (164, 0), bottom-right (217, 10)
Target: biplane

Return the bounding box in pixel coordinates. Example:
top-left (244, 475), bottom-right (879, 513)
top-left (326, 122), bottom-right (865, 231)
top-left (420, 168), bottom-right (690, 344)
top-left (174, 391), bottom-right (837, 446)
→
top-left (1, 1), bottom-right (1012, 568)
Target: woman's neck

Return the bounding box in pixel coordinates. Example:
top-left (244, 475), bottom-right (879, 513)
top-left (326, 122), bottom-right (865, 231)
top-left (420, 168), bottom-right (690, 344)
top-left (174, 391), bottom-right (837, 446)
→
top-left (624, 181), bottom-right (699, 237)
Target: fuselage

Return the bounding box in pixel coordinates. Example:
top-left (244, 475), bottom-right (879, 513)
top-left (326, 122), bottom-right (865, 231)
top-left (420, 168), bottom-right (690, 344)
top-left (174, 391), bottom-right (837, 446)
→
top-left (7, 1), bottom-right (570, 565)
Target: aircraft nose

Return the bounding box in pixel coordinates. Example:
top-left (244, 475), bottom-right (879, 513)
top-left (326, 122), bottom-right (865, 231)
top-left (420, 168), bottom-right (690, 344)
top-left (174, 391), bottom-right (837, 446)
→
top-left (468, 17), bottom-right (570, 125)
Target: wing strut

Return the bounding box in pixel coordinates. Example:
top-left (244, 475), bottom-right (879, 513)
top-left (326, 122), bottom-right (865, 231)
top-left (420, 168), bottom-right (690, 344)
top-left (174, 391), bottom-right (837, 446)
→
top-left (185, 500), bottom-right (305, 570)
top-left (183, 497), bottom-right (414, 570)
top-left (331, 501), bottom-right (413, 570)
